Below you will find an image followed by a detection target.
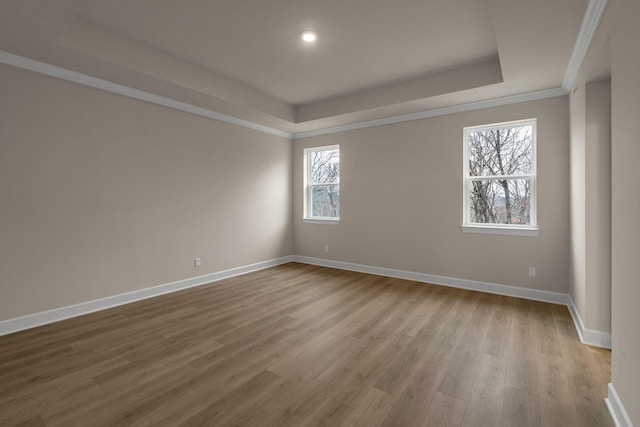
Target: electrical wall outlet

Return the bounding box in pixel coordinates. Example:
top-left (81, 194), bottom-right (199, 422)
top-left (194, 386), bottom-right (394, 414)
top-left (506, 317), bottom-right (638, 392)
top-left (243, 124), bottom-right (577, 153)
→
top-left (194, 257), bottom-right (202, 267)
top-left (324, 245), bottom-right (329, 253)
top-left (528, 267), bottom-right (536, 277)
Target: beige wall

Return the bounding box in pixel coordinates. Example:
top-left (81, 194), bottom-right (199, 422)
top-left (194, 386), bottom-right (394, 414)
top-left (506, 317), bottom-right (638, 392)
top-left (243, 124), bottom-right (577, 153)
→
top-left (610, 0), bottom-right (640, 423)
top-left (570, 0), bottom-right (640, 422)
top-left (0, 64), bottom-right (293, 320)
top-left (3, 7), bottom-right (637, 421)
top-left (569, 78), bottom-right (612, 334)
top-left (585, 80), bottom-right (612, 333)
top-left (568, 0), bottom-right (613, 335)
top-left (570, 76), bottom-right (587, 317)
top-left (294, 97), bottom-right (571, 293)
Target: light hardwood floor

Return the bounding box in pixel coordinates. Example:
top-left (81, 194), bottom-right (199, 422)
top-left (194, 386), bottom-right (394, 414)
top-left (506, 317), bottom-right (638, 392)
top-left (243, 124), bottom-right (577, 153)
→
top-left (0, 262), bottom-right (613, 426)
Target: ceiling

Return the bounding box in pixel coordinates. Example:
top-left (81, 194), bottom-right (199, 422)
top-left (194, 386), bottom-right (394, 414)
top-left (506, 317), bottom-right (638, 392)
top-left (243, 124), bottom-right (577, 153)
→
top-left (0, 0), bottom-right (590, 135)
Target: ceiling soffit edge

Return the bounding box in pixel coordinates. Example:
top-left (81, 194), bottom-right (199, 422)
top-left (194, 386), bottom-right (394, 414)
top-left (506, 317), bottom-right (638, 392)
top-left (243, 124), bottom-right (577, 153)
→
top-left (562, 0), bottom-right (609, 91)
top-left (295, 57), bottom-right (503, 123)
top-left (0, 50), bottom-right (293, 139)
top-left (292, 88), bottom-right (567, 139)
top-left (1, 0), bottom-right (605, 139)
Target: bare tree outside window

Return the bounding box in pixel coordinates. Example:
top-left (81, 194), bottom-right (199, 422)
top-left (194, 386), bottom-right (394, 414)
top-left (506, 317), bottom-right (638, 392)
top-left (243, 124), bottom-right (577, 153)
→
top-left (305, 146), bottom-right (340, 219)
top-left (464, 120), bottom-right (536, 227)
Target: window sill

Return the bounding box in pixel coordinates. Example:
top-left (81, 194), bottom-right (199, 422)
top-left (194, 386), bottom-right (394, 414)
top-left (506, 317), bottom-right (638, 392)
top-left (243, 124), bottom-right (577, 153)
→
top-left (461, 225), bottom-right (539, 237)
top-left (303, 218), bottom-right (340, 225)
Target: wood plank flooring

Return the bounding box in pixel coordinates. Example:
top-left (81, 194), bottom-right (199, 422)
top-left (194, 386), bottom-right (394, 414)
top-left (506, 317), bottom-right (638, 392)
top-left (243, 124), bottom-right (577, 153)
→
top-left (0, 262), bottom-right (613, 426)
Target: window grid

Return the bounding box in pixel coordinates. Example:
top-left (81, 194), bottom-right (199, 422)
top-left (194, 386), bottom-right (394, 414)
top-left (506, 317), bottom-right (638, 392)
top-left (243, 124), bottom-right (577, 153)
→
top-left (304, 145), bottom-right (340, 222)
top-left (463, 119), bottom-right (537, 231)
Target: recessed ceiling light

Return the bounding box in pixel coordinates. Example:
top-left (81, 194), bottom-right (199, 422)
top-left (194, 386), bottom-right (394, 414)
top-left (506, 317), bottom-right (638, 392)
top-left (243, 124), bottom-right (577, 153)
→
top-left (301, 32), bottom-right (317, 43)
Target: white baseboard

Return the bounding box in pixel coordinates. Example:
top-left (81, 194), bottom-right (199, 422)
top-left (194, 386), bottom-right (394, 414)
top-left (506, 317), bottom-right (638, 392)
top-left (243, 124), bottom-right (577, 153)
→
top-left (567, 295), bottom-right (612, 349)
top-left (294, 256), bottom-right (613, 350)
top-left (1, 254), bottom-right (614, 353)
top-left (293, 256), bottom-right (569, 305)
top-left (605, 383), bottom-right (634, 427)
top-left (294, 256), bottom-right (613, 349)
top-left (0, 256), bottom-right (293, 336)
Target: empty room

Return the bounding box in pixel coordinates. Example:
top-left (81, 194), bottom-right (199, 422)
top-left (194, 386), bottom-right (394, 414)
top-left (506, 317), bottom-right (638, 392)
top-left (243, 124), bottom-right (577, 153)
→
top-left (1, 0), bottom-right (638, 426)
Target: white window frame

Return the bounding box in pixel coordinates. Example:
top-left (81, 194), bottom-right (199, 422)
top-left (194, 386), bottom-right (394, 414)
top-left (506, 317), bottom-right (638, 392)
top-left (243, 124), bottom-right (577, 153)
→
top-left (303, 145), bottom-right (340, 224)
top-left (462, 119), bottom-right (538, 237)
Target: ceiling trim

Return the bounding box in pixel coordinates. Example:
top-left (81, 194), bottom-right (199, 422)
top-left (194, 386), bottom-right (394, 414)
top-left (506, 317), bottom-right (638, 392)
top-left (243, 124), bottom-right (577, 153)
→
top-left (292, 88), bottom-right (567, 139)
top-left (1, 0), bottom-right (605, 143)
top-left (0, 50), bottom-right (293, 139)
top-left (562, 0), bottom-right (609, 91)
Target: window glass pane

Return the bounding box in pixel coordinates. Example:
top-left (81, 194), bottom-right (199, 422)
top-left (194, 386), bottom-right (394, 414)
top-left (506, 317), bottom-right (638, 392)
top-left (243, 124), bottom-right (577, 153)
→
top-left (311, 185), bottom-right (340, 218)
top-left (467, 125), bottom-right (533, 177)
top-left (469, 179), bottom-right (531, 225)
top-left (310, 149), bottom-right (340, 184)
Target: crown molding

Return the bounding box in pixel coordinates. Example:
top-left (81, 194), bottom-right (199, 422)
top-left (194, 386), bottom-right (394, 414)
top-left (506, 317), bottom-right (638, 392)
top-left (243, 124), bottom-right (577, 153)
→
top-left (1, 0), bottom-right (606, 142)
top-left (292, 87), bottom-right (567, 139)
top-left (0, 50), bottom-right (293, 139)
top-left (562, 0), bottom-right (609, 91)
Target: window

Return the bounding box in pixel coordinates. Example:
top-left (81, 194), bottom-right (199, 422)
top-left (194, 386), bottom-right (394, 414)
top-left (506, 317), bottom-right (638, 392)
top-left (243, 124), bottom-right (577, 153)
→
top-left (463, 119), bottom-right (537, 236)
top-left (304, 145), bottom-right (340, 223)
